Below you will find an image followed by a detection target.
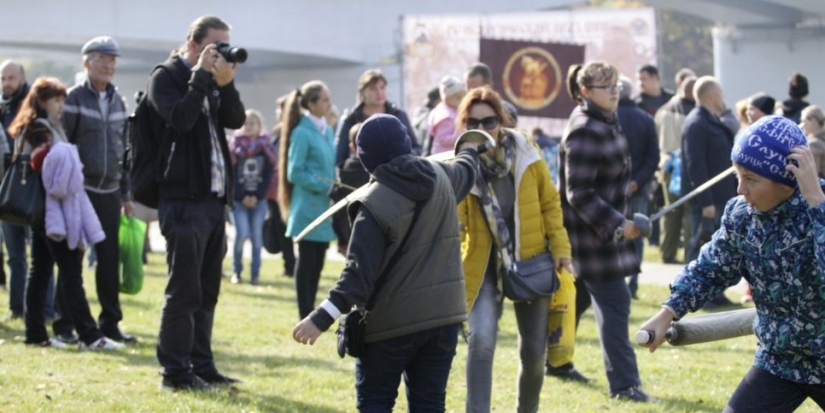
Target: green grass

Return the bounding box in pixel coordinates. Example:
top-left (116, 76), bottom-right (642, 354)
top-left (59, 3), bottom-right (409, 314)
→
top-left (642, 242), bottom-right (683, 264)
top-left (0, 251), bottom-right (821, 412)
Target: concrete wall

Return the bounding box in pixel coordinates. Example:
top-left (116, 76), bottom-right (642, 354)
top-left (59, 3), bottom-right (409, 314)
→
top-left (0, 0), bottom-right (580, 130)
top-left (714, 26), bottom-right (825, 111)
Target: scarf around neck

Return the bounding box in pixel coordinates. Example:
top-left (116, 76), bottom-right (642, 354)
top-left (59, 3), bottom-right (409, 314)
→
top-left (475, 131), bottom-right (516, 275)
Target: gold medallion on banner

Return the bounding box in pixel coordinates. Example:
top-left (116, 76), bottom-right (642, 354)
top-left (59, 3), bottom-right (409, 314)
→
top-left (502, 47), bottom-right (562, 111)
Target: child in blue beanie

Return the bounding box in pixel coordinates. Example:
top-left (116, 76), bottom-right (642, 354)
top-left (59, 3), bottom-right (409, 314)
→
top-left (639, 115), bottom-right (825, 412)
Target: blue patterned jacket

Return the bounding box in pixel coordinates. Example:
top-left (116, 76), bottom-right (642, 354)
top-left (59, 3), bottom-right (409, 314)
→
top-left (665, 190), bottom-right (825, 384)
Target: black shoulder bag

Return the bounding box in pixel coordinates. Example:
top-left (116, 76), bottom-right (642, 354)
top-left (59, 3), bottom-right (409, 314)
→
top-left (337, 201), bottom-right (424, 359)
top-left (0, 130), bottom-right (45, 228)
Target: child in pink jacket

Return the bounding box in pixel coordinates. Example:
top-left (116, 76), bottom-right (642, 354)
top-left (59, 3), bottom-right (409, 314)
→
top-left (427, 76), bottom-right (466, 155)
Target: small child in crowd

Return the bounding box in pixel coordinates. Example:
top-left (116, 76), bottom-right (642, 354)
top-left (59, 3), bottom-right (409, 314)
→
top-left (229, 109), bottom-right (277, 285)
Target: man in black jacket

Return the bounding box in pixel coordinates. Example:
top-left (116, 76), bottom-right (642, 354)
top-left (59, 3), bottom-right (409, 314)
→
top-left (0, 60), bottom-right (40, 321)
top-left (617, 76), bottom-right (659, 299)
top-left (681, 77), bottom-right (737, 262)
top-left (635, 65), bottom-right (673, 117)
top-left (147, 15), bottom-right (246, 391)
top-left (681, 77), bottom-right (739, 309)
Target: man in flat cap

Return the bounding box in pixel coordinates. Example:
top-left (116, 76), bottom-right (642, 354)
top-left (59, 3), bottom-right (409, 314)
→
top-left (56, 35), bottom-right (135, 344)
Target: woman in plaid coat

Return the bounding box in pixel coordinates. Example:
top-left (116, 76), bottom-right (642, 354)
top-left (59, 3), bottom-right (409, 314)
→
top-left (557, 61), bottom-right (648, 402)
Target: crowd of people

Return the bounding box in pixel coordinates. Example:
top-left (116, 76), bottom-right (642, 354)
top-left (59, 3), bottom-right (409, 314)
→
top-left (1, 13), bottom-right (823, 412)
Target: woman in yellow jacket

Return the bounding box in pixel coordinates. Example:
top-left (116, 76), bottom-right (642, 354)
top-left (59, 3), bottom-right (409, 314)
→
top-left (457, 87), bottom-right (572, 413)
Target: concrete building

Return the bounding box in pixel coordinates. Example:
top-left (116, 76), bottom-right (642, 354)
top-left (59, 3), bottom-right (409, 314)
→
top-left (0, 0), bottom-right (574, 127)
top-left (643, 0), bottom-right (825, 109)
top-left (0, 1), bottom-right (821, 129)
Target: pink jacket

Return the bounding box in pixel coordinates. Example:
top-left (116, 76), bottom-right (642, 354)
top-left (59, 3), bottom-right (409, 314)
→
top-left (427, 102), bottom-right (459, 155)
top-left (42, 142), bottom-right (105, 250)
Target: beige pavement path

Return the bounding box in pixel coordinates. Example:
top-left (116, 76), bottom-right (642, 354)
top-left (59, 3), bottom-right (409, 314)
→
top-left (147, 222), bottom-right (746, 293)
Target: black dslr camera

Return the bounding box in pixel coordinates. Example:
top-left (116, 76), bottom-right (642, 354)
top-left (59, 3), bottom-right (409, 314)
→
top-left (214, 41), bottom-right (248, 64)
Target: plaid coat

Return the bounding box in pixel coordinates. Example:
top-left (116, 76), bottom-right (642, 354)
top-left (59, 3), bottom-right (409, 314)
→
top-left (559, 104), bottom-right (640, 281)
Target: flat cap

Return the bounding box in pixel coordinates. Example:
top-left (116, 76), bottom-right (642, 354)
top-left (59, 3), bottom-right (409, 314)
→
top-left (81, 36), bottom-right (120, 56)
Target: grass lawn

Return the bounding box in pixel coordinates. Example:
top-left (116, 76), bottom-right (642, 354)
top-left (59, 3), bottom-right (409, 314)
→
top-left (0, 249), bottom-right (821, 412)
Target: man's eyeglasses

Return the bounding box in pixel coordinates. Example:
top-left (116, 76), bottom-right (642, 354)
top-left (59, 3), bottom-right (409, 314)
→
top-left (465, 116), bottom-right (500, 130)
top-left (588, 83), bottom-right (623, 93)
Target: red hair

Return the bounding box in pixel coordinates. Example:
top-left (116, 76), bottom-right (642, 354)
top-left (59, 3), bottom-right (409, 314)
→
top-left (455, 87), bottom-right (513, 131)
top-left (8, 76), bottom-right (67, 140)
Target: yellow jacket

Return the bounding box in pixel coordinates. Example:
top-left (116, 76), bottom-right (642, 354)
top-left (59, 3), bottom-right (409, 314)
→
top-left (458, 129), bottom-right (572, 311)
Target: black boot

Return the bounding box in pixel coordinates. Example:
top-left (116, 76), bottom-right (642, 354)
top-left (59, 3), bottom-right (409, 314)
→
top-left (546, 362), bottom-right (593, 383)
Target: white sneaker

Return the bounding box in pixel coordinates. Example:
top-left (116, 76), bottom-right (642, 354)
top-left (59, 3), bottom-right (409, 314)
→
top-left (80, 337), bottom-right (125, 351)
top-left (29, 338), bottom-right (70, 349)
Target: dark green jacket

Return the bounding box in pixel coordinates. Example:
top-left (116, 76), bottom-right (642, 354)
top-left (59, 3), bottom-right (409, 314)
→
top-left (311, 151), bottom-right (477, 342)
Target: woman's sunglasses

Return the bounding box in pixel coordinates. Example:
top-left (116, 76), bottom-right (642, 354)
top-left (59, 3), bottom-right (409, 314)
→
top-left (465, 116), bottom-right (500, 130)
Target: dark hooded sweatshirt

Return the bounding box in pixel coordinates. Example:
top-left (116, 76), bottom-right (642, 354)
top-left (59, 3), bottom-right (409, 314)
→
top-left (310, 150), bottom-right (478, 342)
top-left (779, 97), bottom-right (810, 125)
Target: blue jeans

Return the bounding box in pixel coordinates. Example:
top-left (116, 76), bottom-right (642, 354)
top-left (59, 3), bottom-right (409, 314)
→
top-left (3, 222), bottom-right (54, 317)
top-left (582, 278), bottom-right (641, 393)
top-left (466, 269), bottom-right (549, 413)
top-left (355, 323), bottom-right (459, 412)
top-left (232, 200), bottom-right (267, 278)
top-left (4, 222), bottom-right (28, 314)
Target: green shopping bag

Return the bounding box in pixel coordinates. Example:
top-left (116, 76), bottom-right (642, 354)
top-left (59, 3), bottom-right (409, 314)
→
top-left (119, 215), bottom-right (147, 295)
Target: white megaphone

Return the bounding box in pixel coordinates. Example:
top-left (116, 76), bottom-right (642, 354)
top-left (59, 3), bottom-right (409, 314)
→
top-left (453, 129), bottom-right (497, 156)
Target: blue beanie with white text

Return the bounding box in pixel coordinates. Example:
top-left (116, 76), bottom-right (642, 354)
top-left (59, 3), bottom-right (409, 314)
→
top-left (730, 115), bottom-right (808, 187)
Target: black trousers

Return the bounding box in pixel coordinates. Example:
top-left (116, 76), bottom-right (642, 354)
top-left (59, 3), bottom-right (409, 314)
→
top-left (156, 197), bottom-right (226, 379)
top-left (295, 240), bottom-right (328, 319)
top-left (26, 229), bottom-right (102, 345)
top-left (268, 200), bottom-right (295, 275)
top-left (724, 366), bottom-right (825, 412)
top-left (88, 191), bottom-right (123, 333)
top-left (53, 191), bottom-right (123, 336)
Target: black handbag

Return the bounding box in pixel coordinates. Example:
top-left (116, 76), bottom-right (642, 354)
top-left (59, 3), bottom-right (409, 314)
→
top-left (337, 308), bottom-right (367, 358)
top-left (503, 252), bottom-right (559, 302)
top-left (337, 201), bottom-right (424, 358)
top-left (0, 136), bottom-right (45, 228)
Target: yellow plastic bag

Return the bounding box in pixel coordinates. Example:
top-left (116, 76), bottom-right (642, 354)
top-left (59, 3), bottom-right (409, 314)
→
top-left (547, 268), bottom-right (576, 368)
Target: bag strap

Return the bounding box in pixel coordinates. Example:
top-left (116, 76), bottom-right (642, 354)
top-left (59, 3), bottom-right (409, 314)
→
top-left (11, 124), bottom-right (29, 161)
top-left (363, 200), bottom-right (424, 312)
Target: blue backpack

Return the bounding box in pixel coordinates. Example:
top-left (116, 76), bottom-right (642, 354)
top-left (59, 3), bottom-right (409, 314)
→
top-left (665, 149), bottom-right (682, 196)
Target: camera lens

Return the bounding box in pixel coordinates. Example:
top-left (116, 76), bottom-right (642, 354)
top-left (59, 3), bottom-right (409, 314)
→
top-left (229, 48), bottom-right (248, 64)
top-left (214, 41), bottom-right (248, 64)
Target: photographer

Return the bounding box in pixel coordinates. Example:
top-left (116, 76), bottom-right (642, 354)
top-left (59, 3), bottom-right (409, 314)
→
top-left (147, 15), bottom-right (246, 391)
